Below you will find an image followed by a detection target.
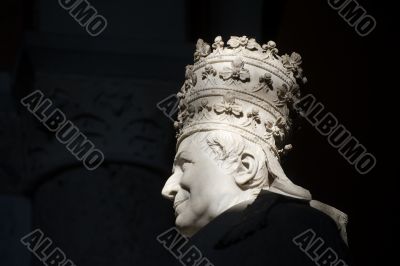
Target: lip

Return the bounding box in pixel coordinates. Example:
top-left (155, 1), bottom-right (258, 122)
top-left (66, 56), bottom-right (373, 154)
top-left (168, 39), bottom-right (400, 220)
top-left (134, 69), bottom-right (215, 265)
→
top-left (173, 199), bottom-right (187, 210)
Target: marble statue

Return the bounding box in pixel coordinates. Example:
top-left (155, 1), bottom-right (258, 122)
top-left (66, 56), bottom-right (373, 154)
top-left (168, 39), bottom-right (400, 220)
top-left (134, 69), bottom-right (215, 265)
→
top-left (161, 36), bottom-right (351, 266)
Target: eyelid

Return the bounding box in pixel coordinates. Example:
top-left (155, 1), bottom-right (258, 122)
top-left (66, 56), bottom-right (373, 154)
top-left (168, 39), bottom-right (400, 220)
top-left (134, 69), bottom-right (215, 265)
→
top-left (175, 153), bottom-right (192, 163)
top-left (181, 161), bottom-right (192, 171)
top-left (179, 157), bottom-right (193, 165)
top-left (181, 156), bottom-right (191, 161)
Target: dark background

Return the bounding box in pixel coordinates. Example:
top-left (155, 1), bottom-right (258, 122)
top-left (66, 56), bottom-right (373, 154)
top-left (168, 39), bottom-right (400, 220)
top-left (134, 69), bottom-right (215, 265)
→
top-left (0, 0), bottom-right (394, 265)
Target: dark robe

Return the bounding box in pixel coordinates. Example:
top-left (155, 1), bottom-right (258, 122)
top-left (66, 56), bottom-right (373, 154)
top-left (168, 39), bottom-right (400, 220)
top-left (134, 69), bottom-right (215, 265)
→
top-left (186, 190), bottom-right (352, 266)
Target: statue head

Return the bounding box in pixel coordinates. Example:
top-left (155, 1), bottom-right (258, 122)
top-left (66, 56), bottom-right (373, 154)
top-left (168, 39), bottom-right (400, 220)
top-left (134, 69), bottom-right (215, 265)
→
top-left (162, 130), bottom-right (269, 236)
top-left (161, 36), bottom-right (312, 237)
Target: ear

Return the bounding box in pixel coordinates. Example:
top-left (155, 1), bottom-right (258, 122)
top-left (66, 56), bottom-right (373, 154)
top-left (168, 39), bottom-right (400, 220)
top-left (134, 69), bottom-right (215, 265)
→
top-left (234, 151), bottom-right (258, 186)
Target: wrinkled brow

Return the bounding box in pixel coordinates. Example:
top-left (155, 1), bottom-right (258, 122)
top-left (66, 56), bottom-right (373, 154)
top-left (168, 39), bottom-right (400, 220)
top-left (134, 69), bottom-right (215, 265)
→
top-left (174, 151), bottom-right (192, 163)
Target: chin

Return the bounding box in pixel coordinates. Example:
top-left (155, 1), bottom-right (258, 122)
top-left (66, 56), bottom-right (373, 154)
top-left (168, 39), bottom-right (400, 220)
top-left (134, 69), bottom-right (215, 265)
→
top-left (175, 216), bottom-right (197, 237)
top-left (179, 226), bottom-right (197, 237)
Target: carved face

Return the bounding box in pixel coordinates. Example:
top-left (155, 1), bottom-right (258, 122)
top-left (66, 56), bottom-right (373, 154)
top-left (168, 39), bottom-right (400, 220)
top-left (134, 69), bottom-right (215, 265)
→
top-left (161, 134), bottom-right (246, 237)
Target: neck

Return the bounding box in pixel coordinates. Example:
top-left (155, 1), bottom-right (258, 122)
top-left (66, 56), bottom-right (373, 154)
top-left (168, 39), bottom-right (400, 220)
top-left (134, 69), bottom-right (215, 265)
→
top-left (217, 189), bottom-right (258, 215)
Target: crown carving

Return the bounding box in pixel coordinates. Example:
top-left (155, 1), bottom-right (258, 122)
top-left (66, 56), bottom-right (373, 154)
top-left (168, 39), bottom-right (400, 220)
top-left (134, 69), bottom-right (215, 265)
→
top-left (174, 36), bottom-right (307, 158)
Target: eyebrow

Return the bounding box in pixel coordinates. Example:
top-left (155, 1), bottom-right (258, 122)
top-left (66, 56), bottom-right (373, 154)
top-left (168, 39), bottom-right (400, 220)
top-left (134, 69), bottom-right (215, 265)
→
top-left (174, 151), bottom-right (190, 163)
top-left (173, 152), bottom-right (182, 165)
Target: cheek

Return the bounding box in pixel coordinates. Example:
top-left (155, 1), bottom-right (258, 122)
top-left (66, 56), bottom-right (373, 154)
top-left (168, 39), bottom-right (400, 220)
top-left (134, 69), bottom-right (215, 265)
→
top-left (201, 161), bottom-right (226, 183)
top-left (191, 165), bottom-right (223, 204)
top-left (188, 168), bottom-right (212, 196)
top-left (181, 160), bottom-right (228, 210)
top-left (181, 164), bottom-right (201, 189)
top-left (181, 171), bottom-right (210, 211)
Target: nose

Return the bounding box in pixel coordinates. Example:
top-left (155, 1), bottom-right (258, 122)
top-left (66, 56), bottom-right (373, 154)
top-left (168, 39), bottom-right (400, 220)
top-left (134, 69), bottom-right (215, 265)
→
top-left (161, 173), bottom-right (180, 201)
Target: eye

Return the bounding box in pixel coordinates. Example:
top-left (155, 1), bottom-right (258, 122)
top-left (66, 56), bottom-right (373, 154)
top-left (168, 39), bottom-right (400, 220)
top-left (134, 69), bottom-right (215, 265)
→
top-left (181, 159), bottom-right (193, 171)
top-left (182, 162), bottom-right (190, 170)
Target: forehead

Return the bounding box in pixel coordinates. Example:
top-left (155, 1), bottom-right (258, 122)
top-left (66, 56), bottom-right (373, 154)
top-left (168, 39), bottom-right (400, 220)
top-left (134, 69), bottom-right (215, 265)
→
top-left (176, 135), bottom-right (198, 155)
